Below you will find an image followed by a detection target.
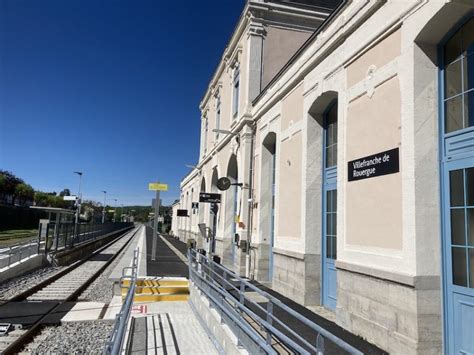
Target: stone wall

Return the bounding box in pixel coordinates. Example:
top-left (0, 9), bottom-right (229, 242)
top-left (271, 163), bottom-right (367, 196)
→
top-left (272, 249), bottom-right (320, 306)
top-left (336, 268), bottom-right (442, 354)
top-left (251, 242), bottom-right (270, 282)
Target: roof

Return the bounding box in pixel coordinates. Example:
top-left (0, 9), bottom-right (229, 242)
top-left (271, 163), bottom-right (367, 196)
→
top-left (30, 206), bottom-right (75, 215)
top-left (252, 0), bottom-right (346, 105)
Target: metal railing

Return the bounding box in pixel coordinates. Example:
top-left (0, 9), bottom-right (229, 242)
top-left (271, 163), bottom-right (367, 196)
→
top-left (0, 222), bottom-right (133, 269)
top-left (0, 238), bottom-right (39, 269)
top-left (104, 248), bottom-right (139, 355)
top-left (188, 248), bottom-right (363, 355)
top-left (44, 222), bottom-right (133, 252)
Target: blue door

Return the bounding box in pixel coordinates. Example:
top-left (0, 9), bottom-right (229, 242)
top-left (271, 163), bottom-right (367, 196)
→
top-left (443, 159), bottom-right (474, 354)
top-left (440, 16), bottom-right (474, 352)
top-left (323, 185), bottom-right (337, 309)
top-left (322, 102), bottom-right (338, 310)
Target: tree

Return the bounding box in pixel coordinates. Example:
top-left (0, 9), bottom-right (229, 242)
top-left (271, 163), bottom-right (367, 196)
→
top-left (59, 189), bottom-right (71, 197)
top-left (0, 170), bottom-right (24, 204)
top-left (34, 191), bottom-right (50, 207)
top-left (15, 183), bottom-right (35, 206)
top-left (34, 191), bottom-right (67, 208)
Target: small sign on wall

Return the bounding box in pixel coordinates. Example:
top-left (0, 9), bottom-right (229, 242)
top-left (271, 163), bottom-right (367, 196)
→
top-left (177, 209), bottom-right (189, 217)
top-left (348, 147), bottom-right (399, 182)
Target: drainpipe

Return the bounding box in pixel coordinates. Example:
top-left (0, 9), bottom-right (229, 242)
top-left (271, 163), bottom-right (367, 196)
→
top-left (246, 121), bottom-right (256, 279)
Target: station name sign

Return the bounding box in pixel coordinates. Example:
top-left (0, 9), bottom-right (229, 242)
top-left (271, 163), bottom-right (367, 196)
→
top-left (199, 192), bottom-right (221, 203)
top-left (348, 148), bottom-right (399, 182)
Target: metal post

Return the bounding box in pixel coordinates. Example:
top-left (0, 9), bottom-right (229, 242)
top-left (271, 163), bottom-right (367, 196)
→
top-left (316, 333), bottom-right (325, 355)
top-left (102, 191), bottom-right (107, 224)
top-left (37, 224), bottom-right (42, 254)
top-left (151, 188), bottom-right (160, 261)
top-left (239, 280), bottom-right (245, 305)
top-left (266, 301), bottom-right (273, 345)
top-left (74, 171), bottom-right (83, 239)
top-left (209, 203), bottom-right (218, 257)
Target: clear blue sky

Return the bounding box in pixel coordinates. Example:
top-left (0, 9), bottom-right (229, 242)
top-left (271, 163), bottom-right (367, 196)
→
top-left (0, 0), bottom-right (244, 206)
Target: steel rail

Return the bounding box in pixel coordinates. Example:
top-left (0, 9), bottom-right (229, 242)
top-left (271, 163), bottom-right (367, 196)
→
top-left (0, 226), bottom-right (139, 355)
top-left (5, 225), bottom-right (135, 303)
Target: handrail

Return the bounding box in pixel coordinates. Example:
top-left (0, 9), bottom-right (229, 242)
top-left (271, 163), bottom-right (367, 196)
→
top-left (188, 248), bottom-right (363, 355)
top-left (103, 248), bottom-right (139, 355)
top-left (189, 256), bottom-right (307, 354)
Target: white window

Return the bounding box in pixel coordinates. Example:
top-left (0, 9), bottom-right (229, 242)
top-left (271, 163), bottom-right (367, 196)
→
top-left (232, 68), bottom-right (240, 118)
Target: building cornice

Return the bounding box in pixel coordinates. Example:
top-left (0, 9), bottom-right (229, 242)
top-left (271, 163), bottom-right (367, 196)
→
top-left (252, 0), bottom-right (408, 120)
top-left (180, 168), bottom-right (200, 188)
top-left (199, 1), bottom-right (334, 111)
top-left (197, 112), bottom-right (254, 169)
top-left (199, 4), bottom-right (251, 111)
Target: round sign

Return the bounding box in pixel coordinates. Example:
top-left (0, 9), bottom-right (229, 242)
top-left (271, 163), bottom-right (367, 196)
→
top-left (217, 177), bottom-right (231, 191)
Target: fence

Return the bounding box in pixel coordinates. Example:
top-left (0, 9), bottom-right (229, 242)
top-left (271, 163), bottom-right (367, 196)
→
top-left (41, 222), bottom-right (133, 252)
top-left (0, 222), bottom-right (133, 269)
top-left (0, 238), bottom-right (39, 269)
top-left (188, 248), bottom-right (363, 355)
top-left (104, 248), bottom-right (139, 355)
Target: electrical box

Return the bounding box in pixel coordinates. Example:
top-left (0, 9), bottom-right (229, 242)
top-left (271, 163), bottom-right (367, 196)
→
top-left (239, 239), bottom-right (249, 253)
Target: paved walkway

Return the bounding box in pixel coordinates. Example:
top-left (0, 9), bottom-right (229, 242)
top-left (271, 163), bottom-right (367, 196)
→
top-left (145, 227), bottom-right (188, 277)
top-left (127, 301), bottom-right (218, 355)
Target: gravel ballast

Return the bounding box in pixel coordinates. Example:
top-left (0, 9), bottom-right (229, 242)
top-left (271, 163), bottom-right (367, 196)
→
top-left (22, 320), bottom-right (114, 354)
top-left (0, 266), bottom-right (63, 301)
top-left (78, 246), bottom-right (126, 303)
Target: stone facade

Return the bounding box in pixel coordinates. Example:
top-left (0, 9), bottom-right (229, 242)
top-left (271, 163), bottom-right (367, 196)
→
top-left (337, 267), bottom-right (442, 355)
top-left (174, 0), bottom-right (474, 353)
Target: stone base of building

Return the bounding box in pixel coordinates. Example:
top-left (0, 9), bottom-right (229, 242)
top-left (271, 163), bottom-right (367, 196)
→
top-left (336, 265), bottom-right (442, 354)
top-left (271, 248), bottom-right (321, 306)
top-left (216, 237), bottom-right (247, 276)
top-left (251, 242), bottom-right (270, 282)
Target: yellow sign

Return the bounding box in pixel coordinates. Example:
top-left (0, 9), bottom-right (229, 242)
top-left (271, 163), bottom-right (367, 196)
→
top-left (148, 183), bottom-right (168, 191)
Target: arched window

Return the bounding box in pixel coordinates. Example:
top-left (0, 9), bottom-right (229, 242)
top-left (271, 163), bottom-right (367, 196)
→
top-left (443, 18), bottom-right (474, 133)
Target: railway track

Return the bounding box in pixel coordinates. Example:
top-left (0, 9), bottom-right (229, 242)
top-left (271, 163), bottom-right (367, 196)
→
top-left (0, 225), bottom-right (140, 354)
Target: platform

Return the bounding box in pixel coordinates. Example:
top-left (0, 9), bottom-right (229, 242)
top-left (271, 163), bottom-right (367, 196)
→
top-left (109, 225), bottom-right (147, 281)
top-left (126, 301), bottom-right (218, 354)
top-left (145, 227), bottom-right (188, 277)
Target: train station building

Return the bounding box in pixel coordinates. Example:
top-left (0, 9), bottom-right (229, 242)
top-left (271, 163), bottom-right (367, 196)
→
top-left (173, 0), bottom-right (474, 353)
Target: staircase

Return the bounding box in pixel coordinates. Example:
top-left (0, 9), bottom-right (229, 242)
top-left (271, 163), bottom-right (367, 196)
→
top-left (121, 277), bottom-right (189, 302)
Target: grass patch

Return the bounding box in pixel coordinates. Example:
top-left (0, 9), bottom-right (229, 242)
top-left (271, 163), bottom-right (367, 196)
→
top-left (0, 229), bottom-right (37, 247)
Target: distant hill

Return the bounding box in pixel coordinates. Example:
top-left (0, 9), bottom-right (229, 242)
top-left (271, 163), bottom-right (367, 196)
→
top-left (123, 205), bottom-right (171, 222)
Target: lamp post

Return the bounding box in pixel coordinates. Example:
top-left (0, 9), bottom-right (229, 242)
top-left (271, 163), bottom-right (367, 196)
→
top-left (102, 191), bottom-right (107, 223)
top-left (73, 172), bottom-right (83, 238)
top-left (113, 199), bottom-right (118, 222)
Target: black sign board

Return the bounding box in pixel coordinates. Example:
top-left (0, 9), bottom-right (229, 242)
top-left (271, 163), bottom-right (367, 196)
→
top-left (348, 148), bottom-right (399, 182)
top-left (199, 192), bottom-right (221, 203)
top-left (177, 209), bottom-right (189, 217)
